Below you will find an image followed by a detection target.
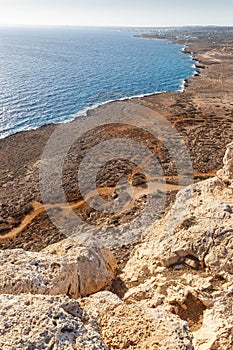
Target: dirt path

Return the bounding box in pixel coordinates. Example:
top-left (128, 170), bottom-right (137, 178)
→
top-left (1, 168), bottom-right (215, 242)
top-left (0, 200), bottom-right (83, 241)
top-left (1, 179), bottom-right (183, 241)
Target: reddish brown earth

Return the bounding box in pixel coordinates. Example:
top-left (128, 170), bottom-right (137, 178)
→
top-left (0, 27), bottom-right (233, 261)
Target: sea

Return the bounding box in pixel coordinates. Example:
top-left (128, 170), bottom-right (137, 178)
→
top-left (0, 27), bottom-right (196, 139)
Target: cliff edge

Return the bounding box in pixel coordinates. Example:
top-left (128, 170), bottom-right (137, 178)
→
top-left (0, 143), bottom-right (233, 349)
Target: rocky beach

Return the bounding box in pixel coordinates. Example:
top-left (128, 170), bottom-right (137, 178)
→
top-left (0, 27), bottom-right (233, 349)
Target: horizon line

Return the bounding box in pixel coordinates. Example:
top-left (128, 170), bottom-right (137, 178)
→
top-left (0, 23), bottom-right (233, 29)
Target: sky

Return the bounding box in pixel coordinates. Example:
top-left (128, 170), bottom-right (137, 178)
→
top-left (0, 0), bottom-right (232, 27)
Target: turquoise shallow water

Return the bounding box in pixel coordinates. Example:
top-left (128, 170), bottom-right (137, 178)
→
top-left (0, 27), bottom-right (196, 139)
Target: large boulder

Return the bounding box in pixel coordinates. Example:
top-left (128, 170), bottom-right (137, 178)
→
top-left (0, 248), bottom-right (79, 297)
top-left (0, 294), bottom-right (107, 350)
top-left (42, 238), bottom-right (117, 296)
top-left (0, 238), bottom-right (116, 298)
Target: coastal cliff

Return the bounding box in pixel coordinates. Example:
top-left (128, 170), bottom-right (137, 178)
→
top-left (1, 27), bottom-right (233, 349)
top-left (1, 28), bottom-right (233, 246)
top-left (0, 142), bottom-right (232, 349)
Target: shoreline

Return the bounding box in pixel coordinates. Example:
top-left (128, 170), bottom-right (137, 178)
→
top-left (0, 38), bottom-right (196, 141)
top-left (1, 27), bottom-right (233, 350)
top-left (1, 26), bottom-right (233, 251)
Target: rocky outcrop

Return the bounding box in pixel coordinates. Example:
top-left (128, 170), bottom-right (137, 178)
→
top-left (42, 238), bottom-right (117, 296)
top-left (118, 142), bottom-right (233, 349)
top-left (122, 174), bottom-right (233, 285)
top-left (193, 295), bottom-right (233, 350)
top-left (0, 248), bottom-right (79, 297)
top-left (0, 294), bottom-right (107, 350)
top-left (1, 144), bottom-right (233, 349)
top-left (217, 141), bottom-right (233, 187)
top-left (0, 238), bottom-right (116, 298)
top-left (81, 291), bottom-right (194, 350)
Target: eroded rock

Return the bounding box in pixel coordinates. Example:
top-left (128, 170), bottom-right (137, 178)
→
top-left (217, 141), bottom-right (233, 186)
top-left (81, 291), bottom-right (194, 350)
top-left (193, 294), bottom-right (233, 350)
top-left (0, 294), bottom-right (107, 350)
top-left (0, 249), bottom-right (79, 297)
top-left (0, 238), bottom-right (116, 297)
top-left (119, 143), bottom-right (233, 349)
top-left (42, 238), bottom-right (117, 296)
top-left (122, 174), bottom-right (233, 285)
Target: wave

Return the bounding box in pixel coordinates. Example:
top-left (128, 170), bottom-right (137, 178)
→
top-left (0, 91), bottom-right (166, 140)
top-left (0, 63), bottom-right (198, 140)
top-left (66, 90), bottom-right (166, 120)
top-left (0, 29), bottom-right (197, 140)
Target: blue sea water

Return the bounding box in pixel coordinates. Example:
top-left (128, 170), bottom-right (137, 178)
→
top-left (0, 27), bottom-right (196, 139)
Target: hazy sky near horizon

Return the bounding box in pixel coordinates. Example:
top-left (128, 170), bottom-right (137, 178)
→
top-left (0, 0), bottom-right (232, 27)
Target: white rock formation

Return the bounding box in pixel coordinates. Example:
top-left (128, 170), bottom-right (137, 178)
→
top-left (0, 248), bottom-right (79, 297)
top-left (217, 141), bottom-right (233, 186)
top-left (0, 294), bottom-right (107, 350)
top-left (42, 238), bottom-right (117, 296)
top-left (0, 238), bottom-right (116, 298)
top-left (122, 175), bottom-right (233, 285)
top-left (118, 142), bottom-right (233, 349)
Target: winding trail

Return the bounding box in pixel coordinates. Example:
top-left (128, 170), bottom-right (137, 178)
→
top-left (1, 200), bottom-right (84, 241)
top-left (0, 172), bottom-right (215, 242)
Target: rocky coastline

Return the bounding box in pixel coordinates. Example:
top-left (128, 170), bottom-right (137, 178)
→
top-left (0, 27), bottom-right (233, 349)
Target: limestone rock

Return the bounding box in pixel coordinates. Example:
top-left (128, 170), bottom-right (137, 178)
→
top-left (122, 175), bottom-right (233, 285)
top-left (217, 141), bottom-right (233, 186)
top-left (42, 238), bottom-right (117, 296)
top-left (81, 291), bottom-right (194, 350)
top-left (0, 248), bottom-right (79, 297)
top-left (193, 294), bottom-right (233, 350)
top-left (0, 294), bottom-right (107, 350)
top-left (80, 291), bottom-right (123, 319)
top-left (0, 238), bottom-right (116, 298)
top-left (118, 143), bottom-right (233, 349)
top-left (122, 273), bottom-right (214, 331)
